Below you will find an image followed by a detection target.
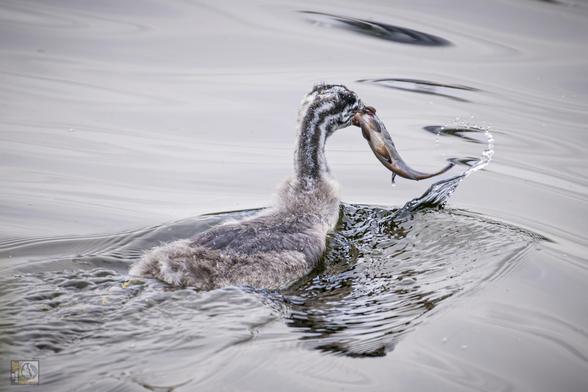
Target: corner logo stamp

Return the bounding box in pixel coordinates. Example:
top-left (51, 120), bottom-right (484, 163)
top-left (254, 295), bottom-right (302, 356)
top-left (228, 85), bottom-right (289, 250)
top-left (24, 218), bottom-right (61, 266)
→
top-left (10, 360), bottom-right (39, 385)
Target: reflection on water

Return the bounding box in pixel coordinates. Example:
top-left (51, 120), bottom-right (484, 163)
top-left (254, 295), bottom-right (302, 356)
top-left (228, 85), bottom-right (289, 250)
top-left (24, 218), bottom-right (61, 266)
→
top-left (300, 11), bottom-right (452, 46)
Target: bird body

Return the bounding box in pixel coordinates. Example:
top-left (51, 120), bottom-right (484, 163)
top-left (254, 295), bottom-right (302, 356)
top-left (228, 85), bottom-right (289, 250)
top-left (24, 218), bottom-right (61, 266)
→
top-left (131, 176), bottom-right (340, 290)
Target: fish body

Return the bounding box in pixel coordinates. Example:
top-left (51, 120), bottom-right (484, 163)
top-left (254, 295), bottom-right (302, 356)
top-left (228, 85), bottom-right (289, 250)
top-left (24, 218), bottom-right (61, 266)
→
top-left (352, 111), bottom-right (453, 180)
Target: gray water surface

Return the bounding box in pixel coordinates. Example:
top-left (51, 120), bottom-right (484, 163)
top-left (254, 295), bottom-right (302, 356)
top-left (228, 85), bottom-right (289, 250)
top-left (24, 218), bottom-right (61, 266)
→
top-left (1, 0), bottom-right (588, 391)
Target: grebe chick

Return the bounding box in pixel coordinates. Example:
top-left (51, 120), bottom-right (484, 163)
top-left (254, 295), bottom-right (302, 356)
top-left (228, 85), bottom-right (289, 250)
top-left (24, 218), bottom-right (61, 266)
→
top-left (129, 84), bottom-right (364, 290)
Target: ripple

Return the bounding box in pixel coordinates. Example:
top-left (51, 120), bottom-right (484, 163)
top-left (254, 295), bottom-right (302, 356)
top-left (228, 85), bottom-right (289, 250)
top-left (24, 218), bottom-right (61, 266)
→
top-left (0, 213), bottom-right (245, 274)
top-left (0, 268), bottom-right (274, 359)
top-left (0, 70), bottom-right (178, 107)
top-left (358, 78), bottom-right (479, 102)
top-left (482, 304), bottom-right (588, 364)
top-left (424, 125), bottom-right (486, 144)
top-left (0, 1), bottom-right (153, 35)
top-left (282, 204), bottom-right (542, 356)
top-left (299, 11), bottom-right (451, 46)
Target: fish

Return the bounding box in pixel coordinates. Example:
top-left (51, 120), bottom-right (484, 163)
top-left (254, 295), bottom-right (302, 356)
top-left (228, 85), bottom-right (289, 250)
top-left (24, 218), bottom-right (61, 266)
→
top-left (352, 108), bottom-right (454, 181)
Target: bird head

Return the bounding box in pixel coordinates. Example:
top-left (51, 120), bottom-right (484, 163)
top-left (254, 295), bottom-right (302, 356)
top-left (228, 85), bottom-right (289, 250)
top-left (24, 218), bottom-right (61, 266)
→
top-left (299, 84), bottom-right (369, 135)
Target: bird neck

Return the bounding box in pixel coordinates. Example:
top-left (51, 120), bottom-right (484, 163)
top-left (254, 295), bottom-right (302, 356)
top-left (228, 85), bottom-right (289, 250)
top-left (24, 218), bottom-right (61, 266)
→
top-left (294, 102), bottom-right (338, 186)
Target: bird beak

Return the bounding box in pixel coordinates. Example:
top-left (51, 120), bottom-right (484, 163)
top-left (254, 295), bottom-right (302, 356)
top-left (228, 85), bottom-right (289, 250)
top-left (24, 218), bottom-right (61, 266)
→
top-left (352, 109), bottom-right (454, 181)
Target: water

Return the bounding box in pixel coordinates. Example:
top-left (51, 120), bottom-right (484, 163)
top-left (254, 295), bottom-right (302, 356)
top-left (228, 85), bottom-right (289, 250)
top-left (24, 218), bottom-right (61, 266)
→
top-left (1, 0), bottom-right (588, 391)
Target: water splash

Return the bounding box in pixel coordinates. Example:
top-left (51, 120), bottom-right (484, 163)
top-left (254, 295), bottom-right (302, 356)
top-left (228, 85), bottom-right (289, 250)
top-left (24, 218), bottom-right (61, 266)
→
top-left (395, 127), bottom-right (494, 217)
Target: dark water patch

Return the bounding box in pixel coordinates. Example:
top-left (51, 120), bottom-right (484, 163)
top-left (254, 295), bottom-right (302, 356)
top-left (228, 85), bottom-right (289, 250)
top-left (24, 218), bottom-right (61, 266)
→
top-left (447, 156), bottom-right (483, 168)
top-left (424, 125), bottom-right (487, 144)
top-left (358, 78), bottom-right (478, 102)
top-left (532, 0), bottom-right (573, 6)
top-left (300, 11), bottom-right (451, 46)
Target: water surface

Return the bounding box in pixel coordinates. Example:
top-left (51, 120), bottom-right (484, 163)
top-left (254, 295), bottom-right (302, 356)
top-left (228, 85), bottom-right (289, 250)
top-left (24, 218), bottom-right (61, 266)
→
top-left (1, 0), bottom-right (588, 391)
